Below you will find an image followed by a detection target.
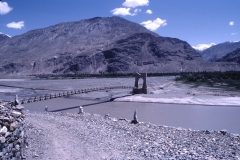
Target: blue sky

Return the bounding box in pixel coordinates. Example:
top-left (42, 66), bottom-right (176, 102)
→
top-left (0, 0), bottom-right (239, 46)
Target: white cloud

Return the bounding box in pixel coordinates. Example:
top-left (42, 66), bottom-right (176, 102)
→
top-left (229, 21), bottom-right (234, 26)
top-left (146, 9), bottom-right (152, 14)
top-left (0, 2), bottom-right (12, 15)
top-left (6, 21), bottom-right (25, 29)
top-left (231, 33), bottom-right (238, 36)
top-left (123, 0), bottom-right (149, 8)
top-left (141, 18), bottom-right (167, 31)
top-left (134, 8), bottom-right (141, 13)
top-left (111, 8), bottom-right (137, 16)
top-left (192, 43), bottom-right (216, 51)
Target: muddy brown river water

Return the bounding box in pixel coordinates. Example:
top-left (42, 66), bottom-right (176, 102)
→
top-left (22, 98), bottom-right (240, 134)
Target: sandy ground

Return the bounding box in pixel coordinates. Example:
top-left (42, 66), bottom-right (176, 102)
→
top-left (116, 77), bottom-right (240, 106)
top-left (2, 76), bottom-right (240, 106)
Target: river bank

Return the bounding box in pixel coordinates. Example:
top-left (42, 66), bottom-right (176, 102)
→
top-left (24, 111), bottom-right (240, 160)
top-left (1, 76), bottom-right (240, 134)
top-left (1, 82), bottom-right (240, 159)
top-left (0, 102), bottom-right (26, 159)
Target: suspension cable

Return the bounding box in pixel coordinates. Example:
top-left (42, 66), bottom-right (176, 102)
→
top-left (148, 77), bottom-right (160, 88)
top-left (147, 81), bottom-right (156, 91)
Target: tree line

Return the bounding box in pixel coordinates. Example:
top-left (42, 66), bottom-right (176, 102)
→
top-left (175, 71), bottom-right (240, 89)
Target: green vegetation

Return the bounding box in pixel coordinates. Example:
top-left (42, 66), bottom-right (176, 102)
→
top-left (176, 71), bottom-right (240, 90)
top-left (30, 72), bottom-right (180, 79)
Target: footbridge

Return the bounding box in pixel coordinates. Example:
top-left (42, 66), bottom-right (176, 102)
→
top-left (19, 85), bottom-right (132, 104)
top-left (2, 73), bottom-right (163, 107)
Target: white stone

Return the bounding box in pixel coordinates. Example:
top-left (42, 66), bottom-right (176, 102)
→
top-left (12, 110), bottom-right (21, 116)
top-left (78, 106), bottom-right (84, 114)
top-left (0, 126), bottom-right (8, 134)
top-left (0, 137), bottom-right (6, 143)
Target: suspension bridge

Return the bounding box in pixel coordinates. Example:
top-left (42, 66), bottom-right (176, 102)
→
top-left (19, 85), bottom-right (132, 104)
top-left (1, 73), bottom-right (163, 108)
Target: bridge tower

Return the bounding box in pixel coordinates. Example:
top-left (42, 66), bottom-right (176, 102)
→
top-left (132, 72), bottom-right (147, 94)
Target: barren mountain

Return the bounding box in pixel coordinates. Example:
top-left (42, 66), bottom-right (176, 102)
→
top-left (200, 41), bottom-right (240, 62)
top-left (217, 48), bottom-right (240, 63)
top-left (0, 17), bottom-right (238, 75)
top-left (0, 33), bottom-right (10, 45)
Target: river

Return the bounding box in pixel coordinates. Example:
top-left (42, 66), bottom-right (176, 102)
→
top-left (23, 98), bottom-right (240, 134)
top-left (1, 77), bottom-right (240, 134)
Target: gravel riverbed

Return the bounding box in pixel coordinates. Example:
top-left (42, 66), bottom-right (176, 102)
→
top-left (24, 111), bottom-right (240, 160)
top-left (0, 102), bottom-right (26, 160)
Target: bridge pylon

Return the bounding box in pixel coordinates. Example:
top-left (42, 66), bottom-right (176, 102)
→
top-left (132, 72), bottom-right (147, 94)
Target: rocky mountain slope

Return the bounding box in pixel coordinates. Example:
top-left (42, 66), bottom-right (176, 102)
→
top-left (0, 32), bottom-right (10, 45)
top-left (0, 17), bottom-right (238, 75)
top-left (217, 48), bottom-right (240, 63)
top-left (200, 41), bottom-right (240, 62)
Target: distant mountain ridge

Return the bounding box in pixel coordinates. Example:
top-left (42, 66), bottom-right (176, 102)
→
top-left (0, 32), bottom-right (11, 37)
top-left (0, 32), bottom-right (10, 45)
top-left (0, 17), bottom-right (239, 75)
top-left (200, 41), bottom-right (240, 62)
top-left (217, 48), bottom-right (240, 63)
top-left (192, 43), bottom-right (216, 52)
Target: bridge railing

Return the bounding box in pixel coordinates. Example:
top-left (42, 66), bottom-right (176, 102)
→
top-left (19, 85), bottom-right (132, 104)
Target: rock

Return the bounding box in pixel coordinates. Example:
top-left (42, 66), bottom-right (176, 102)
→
top-left (8, 143), bottom-right (13, 148)
top-left (3, 117), bottom-right (10, 122)
top-left (4, 132), bottom-right (11, 138)
top-left (13, 128), bottom-right (20, 137)
top-left (13, 94), bottom-right (20, 106)
top-left (0, 136), bottom-right (6, 143)
top-left (15, 152), bottom-right (21, 159)
top-left (0, 116), bottom-right (4, 120)
top-left (10, 122), bottom-right (18, 131)
top-left (0, 102), bottom-right (25, 159)
top-left (2, 148), bottom-right (7, 154)
top-left (45, 106), bottom-right (48, 112)
top-left (15, 144), bottom-right (20, 151)
top-left (131, 109), bottom-right (138, 124)
top-left (205, 130), bottom-right (211, 134)
top-left (11, 110), bottom-right (22, 117)
top-left (8, 136), bottom-right (15, 143)
top-left (15, 105), bottom-right (24, 111)
top-left (4, 122), bottom-right (9, 128)
top-left (220, 130), bottom-right (228, 135)
top-left (7, 144), bottom-right (12, 152)
top-left (33, 153), bottom-right (39, 158)
top-left (0, 126), bottom-right (8, 135)
top-left (104, 114), bottom-right (110, 119)
top-left (20, 131), bottom-right (24, 138)
top-left (11, 147), bottom-right (16, 154)
top-left (78, 106), bottom-right (84, 114)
